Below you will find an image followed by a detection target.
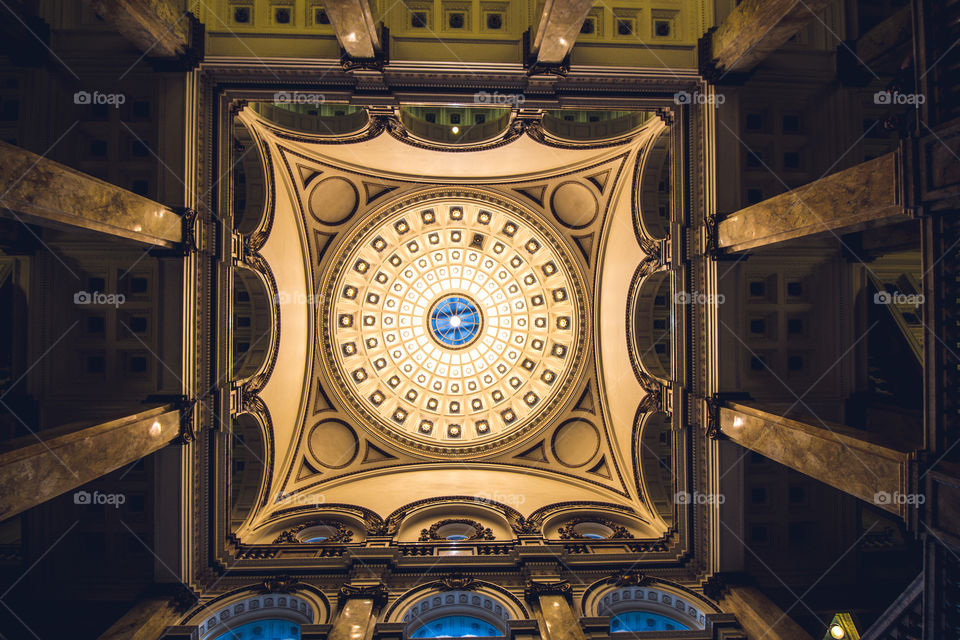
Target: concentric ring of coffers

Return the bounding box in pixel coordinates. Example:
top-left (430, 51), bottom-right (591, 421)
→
top-left (321, 191), bottom-right (588, 455)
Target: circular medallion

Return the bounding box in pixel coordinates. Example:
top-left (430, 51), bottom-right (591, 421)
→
top-left (322, 192), bottom-right (587, 455)
top-left (428, 294), bottom-right (483, 348)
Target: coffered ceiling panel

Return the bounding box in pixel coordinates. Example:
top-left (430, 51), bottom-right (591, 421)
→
top-left (234, 106), bottom-right (665, 537)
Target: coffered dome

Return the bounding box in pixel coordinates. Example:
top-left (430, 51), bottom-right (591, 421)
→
top-left (320, 191), bottom-right (588, 456)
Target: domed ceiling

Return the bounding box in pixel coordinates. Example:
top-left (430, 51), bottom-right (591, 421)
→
top-left (231, 106), bottom-right (672, 538)
top-left (323, 193), bottom-right (588, 456)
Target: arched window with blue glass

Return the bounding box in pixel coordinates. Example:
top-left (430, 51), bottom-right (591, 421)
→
top-left (410, 614), bottom-right (503, 637)
top-left (210, 618), bottom-right (300, 640)
top-left (610, 611), bottom-right (690, 633)
top-left (190, 592), bottom-right (322, 640)
top-left (588, 584), bottom-right (711, 635)
top-left (400, 590), bottom-right (512, 639)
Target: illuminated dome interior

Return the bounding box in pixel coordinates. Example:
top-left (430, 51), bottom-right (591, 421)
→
top-left (323, 195), bottom-right (587, 455)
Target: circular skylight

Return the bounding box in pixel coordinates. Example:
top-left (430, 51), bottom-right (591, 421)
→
top-left (429, 295), bottom-right (483, 348)
top-left (321, 192), bottom-right (587, 455)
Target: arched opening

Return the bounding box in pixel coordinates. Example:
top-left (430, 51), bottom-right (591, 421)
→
top-left (210, 618), bottom-right (300, 640)
top-left (398, 107), bottom-right (512, 145)
top-left (229, 413), bottom-right (265, 532)
top-left (542, 110), bottom-right (651, 142)
top-left (400, 590), bottom-right (512, 639)
top-left (639, 412), bottom-right (674, 526)
top-left (591, 584), bottom-right (709, 633)
top-left (232, 120), bottom-right (268, 236)
top-left (232, 266), bottom-right (273, 381)
top-left (191, 591), bottom-right (321, 640)
top-left (251, 102), bottom-right (370, 136)
top-left (630, 272), bottom-right (672, 381)
top-left (636, 128), bottom-right (671, 240)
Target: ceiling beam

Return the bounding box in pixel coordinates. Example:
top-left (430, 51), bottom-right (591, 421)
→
top-left (0, 140), bottom-right (183, 248)
top-left (716, 151), bottom-right (908, 253)
top-left (704, 0), bottom-right (834, 79)
top-left (0, 404), bottom-right (181, 521)
top-left (531, 0), bottom-right (595, 65)
top-left (720, 402), bottom-right (916, 521)
top-left (84, 0), bottom-right (195, 60)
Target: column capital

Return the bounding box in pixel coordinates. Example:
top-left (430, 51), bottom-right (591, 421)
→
top-left (524, 579), bottom-right (572, 602)
top-left (338, 583), bottom-right (389, 608)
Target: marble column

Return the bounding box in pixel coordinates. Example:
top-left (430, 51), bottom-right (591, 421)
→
top-left (97, 595), bottom-right (184, 640)
top-left (84, 0), bottom-right (194, 60)
top-left (525, 581), bottom-right (585, 640)
top-left (324, 0), bottom-right (382, 60)
top-left (531, 0), bottom-right (594, 65)
top-left (0, 141), bottom-right (183, 248)
top-left (329, 584), bottom-right (388, 640)
top-left (0, 404), bottom-right (181, 520)
top-left (717, 152), bottom-right (908, 253)
top-left (302, 624), bottom-right (334, 640)
top-left (704, 0), bottom-right (834, 77)
top-left (720, 586), bottom-right (813, 640)
top-left (719, 403), bottom-right (915, 518)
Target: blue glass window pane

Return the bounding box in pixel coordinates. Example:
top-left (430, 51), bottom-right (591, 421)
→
top-left (211, 618), bottom-right (300, 640)
top-left (410, 615), bottom-right (503, 638)
top-left (610, 611), bottom-right (690, 632)
top-left (430, 296), bottom-right (481, 347)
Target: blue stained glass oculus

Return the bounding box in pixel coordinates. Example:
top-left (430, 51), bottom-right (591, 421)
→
top-left (410, 615), bottom-right (503, 638)
top-left (610, 611), bottom-right (690, 632)
top-left (429, 295), bottom-right (482, 348)
top-left (210, 618), bottom-right (300, 640)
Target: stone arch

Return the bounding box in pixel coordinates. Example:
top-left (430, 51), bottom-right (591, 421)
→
top-left (581, 576), bottom-right (720, 632)
top-left (635, 125), bottom-right (671, 241)
top-left (630, 271), bottom-right (672, 381)
top-left (182, 584), bottom-right (330, 639)
top-left (232, 262), bottom-right (277, 382)
top-left (637, 411), bottom-right (675, 526)
top-left (384, 580), bottom-right (528, 636)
